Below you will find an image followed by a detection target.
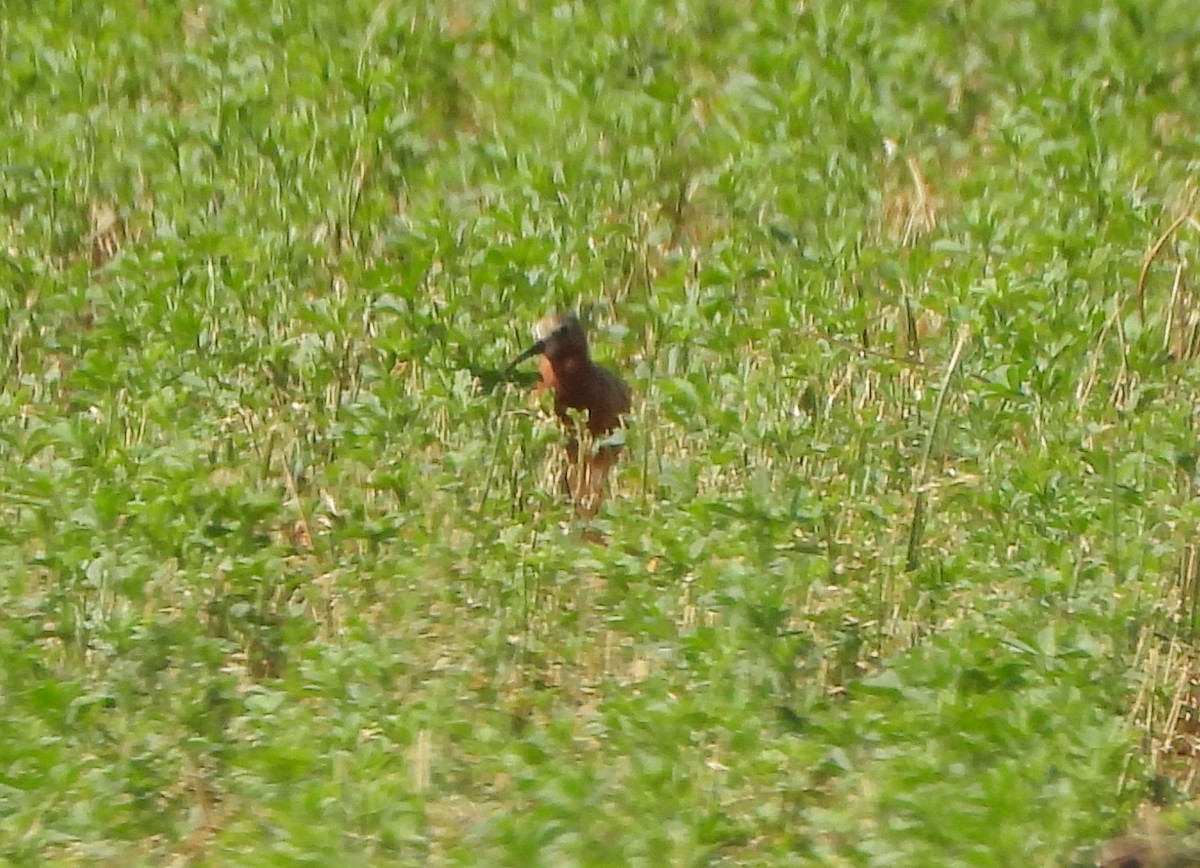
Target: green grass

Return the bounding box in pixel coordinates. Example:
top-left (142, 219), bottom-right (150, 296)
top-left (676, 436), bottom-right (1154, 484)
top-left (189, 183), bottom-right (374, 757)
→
top-left (4, 0), bottom-right (1200, 864)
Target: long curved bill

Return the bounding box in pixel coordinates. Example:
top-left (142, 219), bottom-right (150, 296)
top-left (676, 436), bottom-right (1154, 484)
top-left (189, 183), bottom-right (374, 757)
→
top-left (506, 339), bottom-right (546, 372)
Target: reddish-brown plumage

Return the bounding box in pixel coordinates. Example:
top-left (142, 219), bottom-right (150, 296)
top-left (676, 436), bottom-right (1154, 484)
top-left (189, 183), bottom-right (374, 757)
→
top-left (509, 313), bottom-right (631, 514)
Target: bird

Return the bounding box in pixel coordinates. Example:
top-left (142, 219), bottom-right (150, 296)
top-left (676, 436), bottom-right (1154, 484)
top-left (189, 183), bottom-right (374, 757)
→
top-left (508, 312), bottom-right (632, 515)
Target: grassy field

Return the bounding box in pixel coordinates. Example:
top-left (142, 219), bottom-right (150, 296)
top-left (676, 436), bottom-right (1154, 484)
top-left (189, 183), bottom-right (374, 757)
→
top-left (3, 0), bottom-right (1200, 864)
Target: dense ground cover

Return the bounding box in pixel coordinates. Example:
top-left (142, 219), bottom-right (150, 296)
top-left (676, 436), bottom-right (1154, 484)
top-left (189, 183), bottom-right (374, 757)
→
top-left (3, 1), bottom-right (1200, 864)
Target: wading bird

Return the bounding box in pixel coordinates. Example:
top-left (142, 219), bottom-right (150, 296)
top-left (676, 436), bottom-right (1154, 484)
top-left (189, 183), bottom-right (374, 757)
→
top-left (508, 313), bottom-right (631, 515)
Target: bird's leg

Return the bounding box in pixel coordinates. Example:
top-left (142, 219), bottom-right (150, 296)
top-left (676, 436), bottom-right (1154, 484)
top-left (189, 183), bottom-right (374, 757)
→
top-left (575, 441), bottom-right (620, 518)
top-left (576, 458), bottom-right (602, 518)
top-left (559, 409), bottom-right (588, 505)
top-left (560, 431), bottom-right (580, 499)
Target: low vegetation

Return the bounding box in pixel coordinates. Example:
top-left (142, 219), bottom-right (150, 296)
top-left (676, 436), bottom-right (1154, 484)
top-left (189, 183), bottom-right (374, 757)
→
top-left (3, 1), bottom-right (1200, 863)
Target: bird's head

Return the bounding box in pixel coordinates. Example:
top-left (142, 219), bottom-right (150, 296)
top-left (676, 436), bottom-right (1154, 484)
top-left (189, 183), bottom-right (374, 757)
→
top-left (508, 312), bottom-right (588, 368)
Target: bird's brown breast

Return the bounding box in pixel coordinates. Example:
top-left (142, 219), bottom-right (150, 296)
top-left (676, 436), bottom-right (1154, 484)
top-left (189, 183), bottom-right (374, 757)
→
top-left (540, 357), bottom-right (630, 436)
